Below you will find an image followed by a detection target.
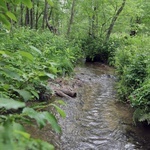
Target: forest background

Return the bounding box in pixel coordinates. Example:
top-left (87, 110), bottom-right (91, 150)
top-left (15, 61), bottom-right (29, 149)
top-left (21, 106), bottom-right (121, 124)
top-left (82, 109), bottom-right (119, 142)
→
top-left (0, 0), bottom-right (150, 149)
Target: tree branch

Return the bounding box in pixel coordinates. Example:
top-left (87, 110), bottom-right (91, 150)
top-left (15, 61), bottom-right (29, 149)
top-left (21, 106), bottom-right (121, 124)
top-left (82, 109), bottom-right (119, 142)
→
top-left (105, 0), bottom-right (126, 43)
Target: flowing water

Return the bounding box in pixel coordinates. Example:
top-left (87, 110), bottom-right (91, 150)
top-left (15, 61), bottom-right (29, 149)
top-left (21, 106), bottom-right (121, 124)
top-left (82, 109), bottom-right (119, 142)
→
top-left (57, 63), bottom-right (150, 150)
top-left (27, 63), bottom-right (150, 150)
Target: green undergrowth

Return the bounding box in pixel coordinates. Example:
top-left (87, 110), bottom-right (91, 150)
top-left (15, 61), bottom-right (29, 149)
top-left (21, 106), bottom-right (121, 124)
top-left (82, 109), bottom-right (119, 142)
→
top-left (0, 28), bottom-right (82, 149)
top-left (81, 37), bottom-right (117, 63)
top-left (114, 35), bottom-right (150, 124)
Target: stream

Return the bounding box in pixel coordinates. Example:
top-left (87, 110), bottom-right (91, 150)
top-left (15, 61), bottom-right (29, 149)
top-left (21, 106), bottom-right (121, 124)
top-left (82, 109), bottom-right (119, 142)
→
top-left (28, 63), bottom-right (150, 150)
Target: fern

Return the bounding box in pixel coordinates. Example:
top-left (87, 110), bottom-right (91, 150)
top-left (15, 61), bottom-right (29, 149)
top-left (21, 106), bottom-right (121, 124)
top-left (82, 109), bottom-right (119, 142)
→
top-left (133, 108), bottom-right (150, 124)
top-left (133, 108), bottom-right (144, 124)
top-left (139, 113), bottom-right (150, 124)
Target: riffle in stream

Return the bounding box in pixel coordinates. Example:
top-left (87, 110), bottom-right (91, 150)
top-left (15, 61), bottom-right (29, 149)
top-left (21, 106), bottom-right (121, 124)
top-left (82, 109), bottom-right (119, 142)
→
top-left (27, 63), bottom-right (150, 150)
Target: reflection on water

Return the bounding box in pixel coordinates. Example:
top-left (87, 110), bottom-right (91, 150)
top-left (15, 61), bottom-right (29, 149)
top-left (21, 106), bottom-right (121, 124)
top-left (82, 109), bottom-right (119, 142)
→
top-left (26, 63), bottom-right (150, 150)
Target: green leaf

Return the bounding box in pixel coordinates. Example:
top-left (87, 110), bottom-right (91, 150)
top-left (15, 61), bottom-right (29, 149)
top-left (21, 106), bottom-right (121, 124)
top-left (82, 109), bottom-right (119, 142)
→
top-left (38, 140), bottom-right (54, 150)
top-left (45, 73), bottom-right (55, 79)
top-left (0, 50), bottom-right (11, 57)
top-left (22, 107), bottom-right (46, 129)
top-left (0, 120), bottom-right (14, 150)
top-left (13, 122), bottom-right (31, 138)
top-left (56, 100), bottom-right (66, 105)
top-left (22, 0), bottom-right (32, 9)
top-left (13, 0), bottom-right (21, 5)
top-left (31, 90), bottom-right (39, 99)
top-left (2, 84), bottom-right (10, 90)
top-left (48, 66), bottom-right (58, 74)
top-left (0, 1), bottom-right (7, 10)
top-left (14, 130), bottom-right (31, 139)
top-left (0, 75), bottom-right (5, 82)
top-left (6, 11), bottom-right (17, 21)
top-left (13, 122), bottom-right (25, 132)
top-left (14, 89), bottom-right (32, 102)
top-left (0, 61), bottom-right (7, 67)
top-left (47, 0), bottom-right (54, 7)
top-left (50, 104), bottom-right (66, 118)
top-left (43, 111), bottom-right (61, 133)
top-left (23, 108), bottom-right (61, 132)
top-left (0, 98), bottom-right (25, 110)
top-left (0, 14), bottom-right (11, 29)
top-left (2, 68), bottom-right (21, 81)
top-left (38, 72), bottom-right (55, 80)
top-left (29, 46), bottom-right (42, 55)
top-left (18, 51), bottom-right (34, 61)
top-left (0, 50), bottom-right (5, 55)
top-left (38, 74), bottom-right (49, 81)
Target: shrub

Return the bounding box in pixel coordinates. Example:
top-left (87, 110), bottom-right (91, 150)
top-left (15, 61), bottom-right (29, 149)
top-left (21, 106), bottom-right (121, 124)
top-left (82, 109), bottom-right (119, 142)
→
top-left (0, 28), bottom-right (82, 149)
top-left (81, 37), bottom-right (116, 63)
top-left (114, 35), bottom-right (150, 123)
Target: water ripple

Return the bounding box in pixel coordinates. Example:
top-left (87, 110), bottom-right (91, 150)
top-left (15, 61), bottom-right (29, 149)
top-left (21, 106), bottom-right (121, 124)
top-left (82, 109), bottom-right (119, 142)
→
top-left (36, 63), bottom-right (150, 150)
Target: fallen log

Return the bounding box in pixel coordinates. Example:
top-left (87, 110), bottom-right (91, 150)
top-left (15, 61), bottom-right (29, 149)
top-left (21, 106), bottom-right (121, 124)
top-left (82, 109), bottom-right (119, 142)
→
top-left (54, 86), bottom-right (77, 98)
top-left (59, 89), bottom-right (76, 97)
top-left (49, 77), bottom-right (81, 99)
top-left (55, 90), bottom-right (71, 99)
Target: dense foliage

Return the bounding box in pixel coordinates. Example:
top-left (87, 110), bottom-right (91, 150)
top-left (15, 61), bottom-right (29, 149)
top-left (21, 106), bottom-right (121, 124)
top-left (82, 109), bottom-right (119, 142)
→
top-left (0, 28), bottom-right (82, 149)
top-left (81, 37), bottom-right (117, 63)
top-left (114, 35), bottom-right (150, 124)
top-left (0, 0), bottom-right (150, 149)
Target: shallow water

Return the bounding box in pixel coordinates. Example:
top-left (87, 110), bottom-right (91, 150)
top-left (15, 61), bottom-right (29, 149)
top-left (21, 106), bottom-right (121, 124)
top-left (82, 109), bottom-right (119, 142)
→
top-left (58, 63), bottom-right (150, 150)
top-left (27, 63), bottom-right (150, 150)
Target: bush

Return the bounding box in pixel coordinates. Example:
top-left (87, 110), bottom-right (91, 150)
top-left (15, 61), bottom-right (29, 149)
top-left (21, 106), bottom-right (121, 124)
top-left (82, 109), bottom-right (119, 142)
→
top-left (0, 28), bottom-right (82, 149)
top-left (114, 35), bottom-right (150, 123)
top-left (81, 37), bottom-right (116, 63)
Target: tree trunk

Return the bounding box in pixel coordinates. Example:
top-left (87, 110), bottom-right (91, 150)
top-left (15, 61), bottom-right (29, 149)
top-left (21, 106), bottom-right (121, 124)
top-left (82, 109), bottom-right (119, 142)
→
top-left (91, 6), bottom-right (98, 38)
top-left (6, 3), bottom-right (10, 11)
top-left (88, 16), bottom-right (92, 36)
top-left (35, 1), bottom-right (39, 29)
top-left (42, 0), bottom-right (48, 29)
top-left (30, 0), bottom-right (34, 28)
top-left (89, 0), bottom-right (99, 38)
top-left (48, 8), bottom-right (53, 20)
top-left (46, 8), bottom-right (57, 33)
top-left (67, 0), bottom-right (76, 36)
top-left (20, 3), bottom-right (24, 26)
top-left (25, 7), bottom-right (30, 26)
top-left (105, 0), bottom-right (126, 43)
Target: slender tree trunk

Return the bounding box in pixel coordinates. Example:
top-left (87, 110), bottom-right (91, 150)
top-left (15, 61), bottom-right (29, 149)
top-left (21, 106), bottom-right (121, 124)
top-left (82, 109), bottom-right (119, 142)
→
top-left (89, 0), bottom-right (99, 38)
top-left (14, 6), bottom-right (17, 14)
top-left (91, 8), bottom-right (95, 37)
top-left (95, 1), bottom-right (99, 37)
top-left (20, 3), bottom-right (24, 26)
top-left (48, 8), bottom-right (53, 20)
top-left (42, 0), bottom-right (48, 29)
top-left (35, 1), bottom-right (39, 29)
top-left (6, 3), bottom-right (10, 11)
top-left (67, 0), bottom-right (76, 36)
top-left (42, 1), bottom-right (56, 33)
top-left (91, 6), bottom-right (98, 38)
top-left (35, 11), bottom-right (43, 29)
top-left (46, 8), bottom-right (55, 33)
top-left (30, 0), bottom-right (34, 28)
top-left (30, 9), bottom-right (33, 28)
top-left (25, 7), bottom-right (30, 26)
top-left (105, 0), bottom-right (126, 43)
top-left (88, 16), bottom-right (92, 36)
